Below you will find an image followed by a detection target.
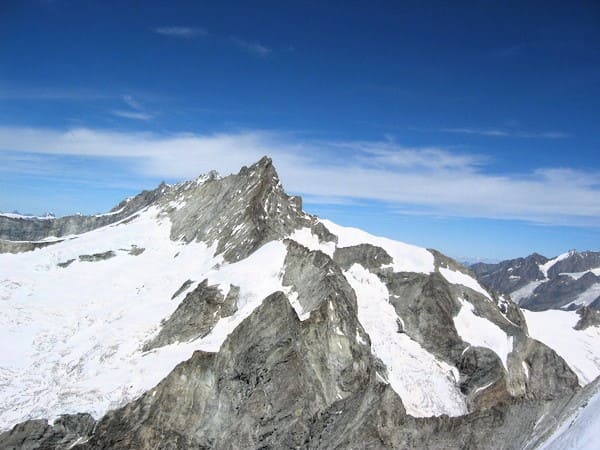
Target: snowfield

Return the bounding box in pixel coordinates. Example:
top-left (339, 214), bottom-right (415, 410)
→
top-left (0, 207), bottom-right (287, 430)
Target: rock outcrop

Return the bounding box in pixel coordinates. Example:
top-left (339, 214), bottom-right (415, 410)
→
top-left (143, 280), bottom-right (239, 351)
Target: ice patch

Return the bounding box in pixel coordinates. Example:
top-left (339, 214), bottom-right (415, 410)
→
top-left (454, 298), bottom-right (511, 370)
top-left (439, 267), bottom-right (492, 300)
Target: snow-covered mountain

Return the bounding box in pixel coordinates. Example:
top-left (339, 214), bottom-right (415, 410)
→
top-left (471, 250), bottom-right (600, 311)
top-left (0, 157), bottom-right (598, 449)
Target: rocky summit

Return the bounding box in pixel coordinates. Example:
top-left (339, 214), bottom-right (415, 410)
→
top-left (1, 157), bottom-right (599, 449)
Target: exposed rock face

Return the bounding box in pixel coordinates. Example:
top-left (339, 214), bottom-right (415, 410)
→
top-left (170, 279), bottom-right (194, 300)
top-left (472, 251), bottom-right (600, 311)
top-left (306, 390), bottom-right (583, 450)
top-left (78, 250), bottom-right (116, 262)
top-left (144, 280), bottom-right (239, 351)
top-left (0, 414), bottom-right (95, 450)
top-left (522, 339), bottom-right (580, 400)
top-left (0, 239), bottom-right (61, 254)
top-left (57, 259), bottom-right (75, 268)
top-left (126, 245), bottom-right (145, 256)
top-left (162, 156), bottom-right (334, 262)
top-left (64, 287), bottom-right (578, 450)
top-left (283, 240), bottom-right (364, 322)
top-left (333, 243), bottom-right (393, 271)
top-left (574, 306), bottom-right (600, 330)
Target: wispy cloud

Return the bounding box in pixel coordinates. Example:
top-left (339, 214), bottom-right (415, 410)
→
top-left (153, 26), bottom-right (207, 38)
top-left (110, 110), bottom-right (154, 121)
top-left (122, 95), bottom-right (142, 110)
top-left (0, 126), bottom-right (597, 226)
top-left (230, 37), bottom-right (272, 57)
top-left (441, 127), bottom-right (568, 139)
top-left (110, 95), bottom-right (154, 121)
top-left (152, 26), bottom-right (273, 57)
top-left (335, 141), bottom-right (486, 171)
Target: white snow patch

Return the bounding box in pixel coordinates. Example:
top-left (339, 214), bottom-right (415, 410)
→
top-left (472, 381), bottom-right (495, 395)
top-left (288, 227), bottom-right (336, 257)
top-left (282, 288), bottom-right (311, 321)
top-left (167, 200), bottom-right (187, 211)
top-left (522, 361), bottom-right (529, 379)
top-left (454, 298), bottom-right (511, 370)
top-left (539, 251), bottom-right (572, 278)
top-left (356, 330), bottom-right (367, 345)
top-left (93, 206), bottom-right (125, 218)
top-left (321, 219), bottom-right (434, 274)
top-left (439, 267), bottom-right (492, 300)
top-left (523, 309), bottom-right (600, 385)
top-left (560, 268), bottom-right (600, 280)
top-left (345, 264), bottom-right (467, 417)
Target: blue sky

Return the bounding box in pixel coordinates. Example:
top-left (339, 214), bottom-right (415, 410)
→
top-left (0, 0), bottom-right (599, 261)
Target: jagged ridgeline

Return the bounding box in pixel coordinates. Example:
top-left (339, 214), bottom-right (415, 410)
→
top-left (0, 157), bottom-right (596, 449)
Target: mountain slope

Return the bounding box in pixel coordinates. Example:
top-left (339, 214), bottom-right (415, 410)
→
top-left (0, 157), bottom-right (589, 449)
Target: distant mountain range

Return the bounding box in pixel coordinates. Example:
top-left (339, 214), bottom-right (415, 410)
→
top-left (471, 250), bottom-right (600, 311)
